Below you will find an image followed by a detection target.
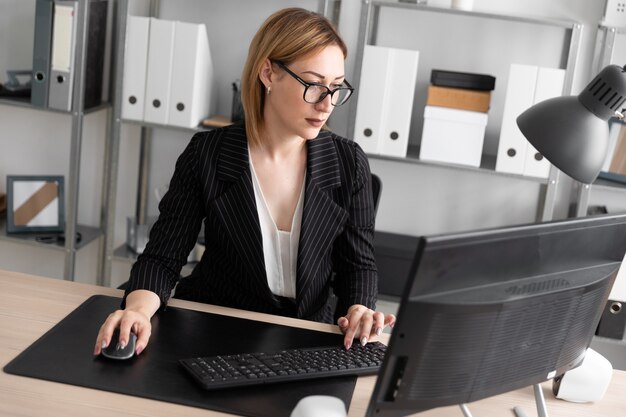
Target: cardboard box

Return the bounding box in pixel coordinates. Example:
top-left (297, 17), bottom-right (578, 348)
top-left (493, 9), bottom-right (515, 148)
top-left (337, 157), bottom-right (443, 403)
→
top-left (426, 85), bottom-right (491, 113)
top-left (609, 124), bottom-right (626, 174)
top-left (419, 105), bottom-right (488, 167)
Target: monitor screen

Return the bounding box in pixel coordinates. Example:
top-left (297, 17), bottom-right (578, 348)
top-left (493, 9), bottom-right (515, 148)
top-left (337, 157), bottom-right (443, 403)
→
top-left (367, 214), bottom-right (626, 417)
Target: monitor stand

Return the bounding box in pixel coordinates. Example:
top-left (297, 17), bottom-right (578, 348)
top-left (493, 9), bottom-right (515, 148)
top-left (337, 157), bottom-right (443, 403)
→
top-left (459, 384), bottom-right (549, 417)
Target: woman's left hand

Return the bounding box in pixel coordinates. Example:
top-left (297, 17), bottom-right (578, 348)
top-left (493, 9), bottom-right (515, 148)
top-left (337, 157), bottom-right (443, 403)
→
top-left (337, 304), bottom-right (396, 349)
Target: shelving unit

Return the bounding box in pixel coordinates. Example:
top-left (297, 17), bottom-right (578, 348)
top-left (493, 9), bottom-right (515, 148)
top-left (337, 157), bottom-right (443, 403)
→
top-left (575, 24), bottom-right (626, 217)
top-left (0, 0), bottom-right (111, 281)
top-left (368, 144), bottom-right (548, 182)
top-left (592, 24), bottom-right (626, 74)
top-left (98, 0), bottom-right (340, 287)
top-left (0, 220), bottom-right (100, 252)
top-left (347, 1), bottom-right (582, 222)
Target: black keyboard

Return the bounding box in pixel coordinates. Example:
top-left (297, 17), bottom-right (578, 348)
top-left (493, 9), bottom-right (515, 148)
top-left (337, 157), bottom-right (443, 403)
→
top-left (179, 341), bottom-right (387, 390)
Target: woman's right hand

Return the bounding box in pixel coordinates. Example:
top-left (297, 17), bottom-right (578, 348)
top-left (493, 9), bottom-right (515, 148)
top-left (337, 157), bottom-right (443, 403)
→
top-left (93, 289), bottom-right (161, 357)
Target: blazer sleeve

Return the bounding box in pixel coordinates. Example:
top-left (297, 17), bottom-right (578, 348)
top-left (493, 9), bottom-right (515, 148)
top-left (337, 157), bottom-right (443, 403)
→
top-left (332, 143), bottom-right (378, 317)
top-left (123, 133), bottom-right (206, 307)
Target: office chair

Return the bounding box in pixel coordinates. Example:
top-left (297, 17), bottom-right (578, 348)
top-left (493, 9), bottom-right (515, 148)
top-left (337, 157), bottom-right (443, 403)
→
top-left (370, 173), bottom-right (382, 218)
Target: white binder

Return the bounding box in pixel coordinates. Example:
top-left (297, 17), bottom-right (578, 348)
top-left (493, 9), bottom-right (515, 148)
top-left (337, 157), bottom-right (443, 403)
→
top-left (378, 48), bottom-right (419, 157)
top-left (354, 45), bottom-right (419, 157)
top-left (143, 18), bottom-right (175, 125)
top-left (121, 16), bottom-right (150, 121)
top-left (522, 67), bottom-right (565, 178)
top-left (495, 64), bottom-right (538, 175)
top-left (354, 45), bottom-right (389, 154)
top-left (168, 21), bottom-right (215, 128)
top-left (48, 0), bottom-right (78, 111)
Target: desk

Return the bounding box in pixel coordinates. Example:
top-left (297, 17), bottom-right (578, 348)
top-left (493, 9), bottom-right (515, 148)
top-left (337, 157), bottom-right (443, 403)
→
top-left (1, 269), bottom-right (625, 417)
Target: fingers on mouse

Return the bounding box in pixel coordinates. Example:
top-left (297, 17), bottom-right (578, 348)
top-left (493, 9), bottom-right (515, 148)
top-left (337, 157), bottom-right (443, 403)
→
top-left (101, 328), bottom-right (138, 360)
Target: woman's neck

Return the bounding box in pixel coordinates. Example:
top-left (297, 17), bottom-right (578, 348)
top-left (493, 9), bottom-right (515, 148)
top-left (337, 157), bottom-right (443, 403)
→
top-left (253, 126), bottom-right (306, 161)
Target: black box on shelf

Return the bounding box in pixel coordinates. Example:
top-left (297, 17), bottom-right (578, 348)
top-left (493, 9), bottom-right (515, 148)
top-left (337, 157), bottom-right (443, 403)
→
top-left (431, 69), bottom-right (496, 91)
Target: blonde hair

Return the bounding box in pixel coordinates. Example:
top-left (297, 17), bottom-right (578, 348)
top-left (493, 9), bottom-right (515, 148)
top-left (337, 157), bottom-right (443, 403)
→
top-left (241, 8), bottom-right (347, 146)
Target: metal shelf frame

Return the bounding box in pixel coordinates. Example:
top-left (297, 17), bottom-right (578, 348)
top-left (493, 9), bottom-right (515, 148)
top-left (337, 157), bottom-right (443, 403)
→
top-left (574, 24), bottom-right (626, 217)
top-left (1, 0), bottom-right (109, 281)
top-left (347, 0), bottom-right (583, 222)
top-left (592, 24), bottom-right (626, 75)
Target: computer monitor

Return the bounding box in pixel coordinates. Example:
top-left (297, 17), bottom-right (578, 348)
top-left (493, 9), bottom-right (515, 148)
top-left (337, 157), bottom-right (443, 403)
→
top-left (366, 214), bottom-right (626, 417)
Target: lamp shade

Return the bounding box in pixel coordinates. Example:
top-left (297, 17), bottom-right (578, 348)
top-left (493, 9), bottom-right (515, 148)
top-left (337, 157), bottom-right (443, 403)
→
top-left (517, 65), bottom-right (626, 184)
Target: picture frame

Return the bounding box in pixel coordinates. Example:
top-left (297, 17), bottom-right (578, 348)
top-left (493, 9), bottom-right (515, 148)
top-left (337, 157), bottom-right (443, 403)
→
top-left (6, 175), bottom-right (65, 234)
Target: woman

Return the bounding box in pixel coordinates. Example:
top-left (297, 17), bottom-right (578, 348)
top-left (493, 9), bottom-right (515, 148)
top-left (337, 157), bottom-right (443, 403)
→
top-left (94, 7), bottom-right (395, 357)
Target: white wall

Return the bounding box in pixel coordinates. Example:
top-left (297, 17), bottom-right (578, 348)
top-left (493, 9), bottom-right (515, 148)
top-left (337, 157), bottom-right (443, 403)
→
top-left (0, 0), bottom-right (615, 282)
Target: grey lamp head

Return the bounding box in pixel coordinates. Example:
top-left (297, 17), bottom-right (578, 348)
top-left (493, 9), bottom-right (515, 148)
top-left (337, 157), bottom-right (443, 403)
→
top-left (517, 65), bottom-right (626, 184)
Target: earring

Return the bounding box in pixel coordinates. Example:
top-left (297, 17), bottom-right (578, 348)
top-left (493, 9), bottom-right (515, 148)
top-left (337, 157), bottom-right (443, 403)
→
top-left (267, 86), bottom-right (271, 95)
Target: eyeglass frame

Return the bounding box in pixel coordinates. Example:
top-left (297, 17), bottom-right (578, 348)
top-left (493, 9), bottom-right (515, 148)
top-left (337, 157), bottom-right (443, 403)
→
top-left (273, 60), bottom-right (354, 107)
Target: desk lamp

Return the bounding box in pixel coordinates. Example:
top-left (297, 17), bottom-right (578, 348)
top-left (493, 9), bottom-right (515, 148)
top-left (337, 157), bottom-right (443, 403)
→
top-left (515, 65), bottom-right (624, 416)
top-left (517, 65), bottom-right (626, 184)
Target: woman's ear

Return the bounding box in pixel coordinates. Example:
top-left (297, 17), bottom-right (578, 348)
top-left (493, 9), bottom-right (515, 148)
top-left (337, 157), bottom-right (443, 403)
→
top-left (258, 59), bottom-right (274, 90)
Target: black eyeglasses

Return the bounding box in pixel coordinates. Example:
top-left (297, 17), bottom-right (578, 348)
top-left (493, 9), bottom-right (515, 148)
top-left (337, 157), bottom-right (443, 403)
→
top-left (274, 61), bottom-right (354, 107)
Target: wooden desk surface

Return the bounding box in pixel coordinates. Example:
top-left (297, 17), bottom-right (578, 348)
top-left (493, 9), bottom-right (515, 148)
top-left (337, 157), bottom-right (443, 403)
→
top-left (1, 269), bottom-right (625, 417)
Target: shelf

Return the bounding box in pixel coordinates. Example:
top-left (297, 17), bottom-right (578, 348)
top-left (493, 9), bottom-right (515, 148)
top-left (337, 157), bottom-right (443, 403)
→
top-left (0, 219), bottom-right (101, 251)
top-left (0, 97), bottom-right (110, 115)
top-left (374, 1), bottom-right (579, 28)
top-left (121, 115), bottom-right (228, 134)
top-left (368, 145), bottom-right (548, 183)
top-left (592, 172), bottom-right (626, 191)
top-left (598, 23), bottom-right (626, 34)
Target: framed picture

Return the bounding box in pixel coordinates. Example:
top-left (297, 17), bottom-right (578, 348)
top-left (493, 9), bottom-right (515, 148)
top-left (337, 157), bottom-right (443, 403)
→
top-left (6, 175), bottom-right (64, 234)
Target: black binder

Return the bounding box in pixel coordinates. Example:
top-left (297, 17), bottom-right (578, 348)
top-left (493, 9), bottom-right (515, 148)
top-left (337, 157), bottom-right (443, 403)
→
top-left (31, 0), bottom-right (54, 107)
top-left (83, 0), bottom-right (108, 109)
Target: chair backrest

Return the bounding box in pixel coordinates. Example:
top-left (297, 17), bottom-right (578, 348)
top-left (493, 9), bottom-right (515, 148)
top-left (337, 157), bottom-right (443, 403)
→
top-left (371, 173), bottom-right (382, 217)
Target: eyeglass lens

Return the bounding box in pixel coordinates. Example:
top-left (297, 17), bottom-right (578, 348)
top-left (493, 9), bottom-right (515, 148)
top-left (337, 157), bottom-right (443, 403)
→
top-left (304, 85), bottom-right (351, 106)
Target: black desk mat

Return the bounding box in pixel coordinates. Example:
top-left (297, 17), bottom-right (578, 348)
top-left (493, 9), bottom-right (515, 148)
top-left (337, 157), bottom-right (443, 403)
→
top-left (4, 295), bottom-right (356, 417)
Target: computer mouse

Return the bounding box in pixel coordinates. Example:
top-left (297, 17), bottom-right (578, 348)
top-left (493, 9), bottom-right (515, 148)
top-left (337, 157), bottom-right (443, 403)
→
top-left (290, 395), bottom-right (347, 417)
top-left (101, 329), bottom-right (137, 360)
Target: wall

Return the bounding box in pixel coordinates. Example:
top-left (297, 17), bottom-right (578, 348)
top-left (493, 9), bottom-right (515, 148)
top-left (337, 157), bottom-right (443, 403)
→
top-left (0, 0), bottom-right (615, 282)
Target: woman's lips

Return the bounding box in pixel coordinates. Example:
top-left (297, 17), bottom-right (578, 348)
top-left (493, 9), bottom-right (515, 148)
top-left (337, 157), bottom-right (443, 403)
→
top-left (306, 118), bottom-right (325, 128)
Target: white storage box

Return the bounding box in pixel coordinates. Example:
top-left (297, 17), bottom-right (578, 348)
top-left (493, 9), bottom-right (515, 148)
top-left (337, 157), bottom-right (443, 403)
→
top-left (419, 105), bottom-right (488, 167)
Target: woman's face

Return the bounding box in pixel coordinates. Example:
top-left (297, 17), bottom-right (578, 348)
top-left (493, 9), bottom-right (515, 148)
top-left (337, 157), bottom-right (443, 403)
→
top-left (263, 44), bottom-right (346, 141)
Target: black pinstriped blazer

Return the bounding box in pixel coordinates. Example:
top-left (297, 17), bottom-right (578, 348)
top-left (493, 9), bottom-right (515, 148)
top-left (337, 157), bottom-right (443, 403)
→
top-left (124, 123), bottom-right (378, 323)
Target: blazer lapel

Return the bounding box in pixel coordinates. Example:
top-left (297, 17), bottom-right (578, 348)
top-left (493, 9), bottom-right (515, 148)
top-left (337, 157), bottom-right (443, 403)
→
top-left (211, 127), bottom-right (268, 292)
top-left (296, 131), bottom-right (348, 317)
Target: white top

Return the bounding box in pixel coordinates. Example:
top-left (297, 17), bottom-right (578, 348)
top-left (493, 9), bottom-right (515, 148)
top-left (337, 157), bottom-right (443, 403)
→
top-left (250, 159), bottom-right (305, 299)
